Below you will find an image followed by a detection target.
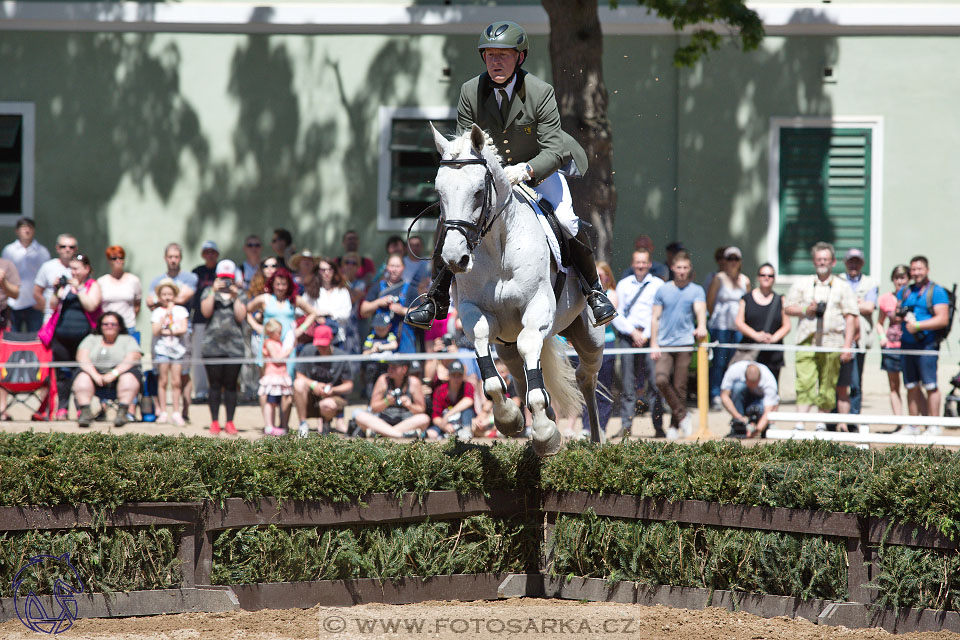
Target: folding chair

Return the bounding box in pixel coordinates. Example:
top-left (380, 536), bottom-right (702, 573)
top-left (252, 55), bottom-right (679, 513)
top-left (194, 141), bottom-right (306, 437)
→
top-left (0, 332), bottom-right (56, 420)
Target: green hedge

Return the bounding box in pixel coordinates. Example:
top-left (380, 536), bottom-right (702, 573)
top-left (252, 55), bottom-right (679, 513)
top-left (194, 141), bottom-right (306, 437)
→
top-left (0, 527), bottom-right (180, 596)
top-left (5, 433), bottom-right (960, 609)
top-left (4, 434), bottom-right (960, 538)
top-left (211, 515), bottom-right (539, 585)
top-left (548, 511), bottom-right (847, 601)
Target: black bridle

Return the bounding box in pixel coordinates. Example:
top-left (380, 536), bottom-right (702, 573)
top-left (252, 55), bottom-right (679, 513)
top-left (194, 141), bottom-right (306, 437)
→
top-left (405, 155), bottom-right (510, 259)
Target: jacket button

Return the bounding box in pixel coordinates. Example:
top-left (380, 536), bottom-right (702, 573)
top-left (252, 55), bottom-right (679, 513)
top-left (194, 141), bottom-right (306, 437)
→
top-left (503, 139), bottom-right (509, 144)
top-left (504, 149), bottom-right (510, 154)
top-left (506, 157), bottom-right (512, 162)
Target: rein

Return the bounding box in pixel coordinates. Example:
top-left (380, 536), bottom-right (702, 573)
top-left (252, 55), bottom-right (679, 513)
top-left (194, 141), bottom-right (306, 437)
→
top-left (405, 155), bottom-right (510, 259)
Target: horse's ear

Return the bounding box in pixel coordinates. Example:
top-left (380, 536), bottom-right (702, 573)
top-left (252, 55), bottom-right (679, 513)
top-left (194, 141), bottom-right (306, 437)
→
top-left (430, 122), bottom-right (449, 155)
top-left (470, 123), bottom-right (486, 153)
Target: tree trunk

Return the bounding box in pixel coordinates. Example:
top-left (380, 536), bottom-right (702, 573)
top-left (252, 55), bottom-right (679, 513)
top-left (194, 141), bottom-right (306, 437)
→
top-left (542, 0), bottom-right (616, 262)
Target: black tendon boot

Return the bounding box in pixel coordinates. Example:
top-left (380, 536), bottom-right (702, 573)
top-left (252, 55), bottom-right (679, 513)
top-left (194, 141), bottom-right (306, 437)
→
top-left (404, 267), bottom-right (453, 330)
top-left (569, 228), bottom-right (617, 327)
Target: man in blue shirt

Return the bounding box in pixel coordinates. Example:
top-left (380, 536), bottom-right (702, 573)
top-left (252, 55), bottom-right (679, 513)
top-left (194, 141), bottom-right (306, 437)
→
top-left (650, 250), bottom-right (707, 439)
top-left (898, 255), bottom-right (951, 433)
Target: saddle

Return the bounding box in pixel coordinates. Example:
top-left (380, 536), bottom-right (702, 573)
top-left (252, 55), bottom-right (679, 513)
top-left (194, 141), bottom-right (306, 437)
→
top-left (513, 183), bottom-right (571, 303)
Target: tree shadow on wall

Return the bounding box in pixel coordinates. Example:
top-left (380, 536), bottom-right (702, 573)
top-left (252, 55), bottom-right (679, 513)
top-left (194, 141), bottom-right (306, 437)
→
top-left (189, 35), bottom-right (335, 259)
top-left (677, 18), bottom-right (838, 276)
top-left (323, 39), bottom-right (423, 244)
top-left (0, 31), bottom-right (207, 277)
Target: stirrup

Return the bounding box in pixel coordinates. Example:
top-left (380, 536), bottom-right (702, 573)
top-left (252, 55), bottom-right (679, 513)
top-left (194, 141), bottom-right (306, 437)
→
top-left (404, 293), bottom-right (447, 330)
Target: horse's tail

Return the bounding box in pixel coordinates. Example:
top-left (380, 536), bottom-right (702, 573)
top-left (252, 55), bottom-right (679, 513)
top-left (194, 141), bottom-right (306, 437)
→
top-left (541, 336), bottom-right (584, 419)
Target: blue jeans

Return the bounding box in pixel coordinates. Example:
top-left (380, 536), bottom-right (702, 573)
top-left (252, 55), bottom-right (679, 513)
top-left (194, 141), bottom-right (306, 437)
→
top-left (11, 307), bottom-right (43, 333)
top-left (731, 380), bottom-right (764, 419)
top-left (710, 329), bottom-right (742, 400)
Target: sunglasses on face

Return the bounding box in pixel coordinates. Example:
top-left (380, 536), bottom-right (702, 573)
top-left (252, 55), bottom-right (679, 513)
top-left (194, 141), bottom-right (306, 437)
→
top-left (58, 244), bottom-right (77, 250)
top-left (109, 256), bottom-right (124, 261)
top-left (246, 242), bottom-right (261, 248)
top-left (262, 262), bottom-right (277, 269)
top-left (758, 273), bottom-right (775, 278)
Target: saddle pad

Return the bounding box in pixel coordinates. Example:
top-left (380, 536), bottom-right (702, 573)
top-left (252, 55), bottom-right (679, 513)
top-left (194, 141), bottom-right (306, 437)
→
top-left (513, 186), bottom-right (569, 275)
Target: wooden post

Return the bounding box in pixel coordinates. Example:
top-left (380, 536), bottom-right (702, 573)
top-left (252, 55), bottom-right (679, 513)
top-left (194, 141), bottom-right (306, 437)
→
top-left (691, 338), bottom-right (713, 440)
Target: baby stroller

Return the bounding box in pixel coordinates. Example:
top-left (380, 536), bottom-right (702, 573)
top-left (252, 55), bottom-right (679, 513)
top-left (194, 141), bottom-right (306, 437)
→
top-left (0, 332), bottom-right (56, 420)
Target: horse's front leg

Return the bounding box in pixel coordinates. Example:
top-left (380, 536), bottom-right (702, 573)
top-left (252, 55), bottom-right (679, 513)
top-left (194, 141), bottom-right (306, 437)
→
top-left (518, 296), bottom-right (562, 456)
top-left (459, 301), bottom-right (523, 437)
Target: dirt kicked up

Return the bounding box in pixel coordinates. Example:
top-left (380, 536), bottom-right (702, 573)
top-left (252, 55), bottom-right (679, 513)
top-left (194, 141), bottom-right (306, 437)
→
top-left (2, 599), bottom-right (960, 640)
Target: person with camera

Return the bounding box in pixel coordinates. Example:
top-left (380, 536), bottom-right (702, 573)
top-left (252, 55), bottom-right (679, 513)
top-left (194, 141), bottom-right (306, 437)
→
top-left (895, 255), bottom-right (952, 435)
top-left (428, 360), bottom-right (476, 440)
top-left (293, 324), bottom-right (354, 438)
top-left (720, 361), bottom-right (779, 438)
top-left (200, 260), bottom-right (247, 436)
top-left (33, 234), bottom-right (77, 325)
top-left (611, 248), bottom-right (664, 438)
top-left (352, 360), bottom-right (430, 438)
top-left (784, 242), bottom-right (858, 430)
top-left (360, 252), bottom-right (417, 354)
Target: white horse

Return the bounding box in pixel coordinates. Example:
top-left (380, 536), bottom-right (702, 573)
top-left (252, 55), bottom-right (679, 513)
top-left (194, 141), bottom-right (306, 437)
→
top-left (431, 123), bottom-right (606, 456)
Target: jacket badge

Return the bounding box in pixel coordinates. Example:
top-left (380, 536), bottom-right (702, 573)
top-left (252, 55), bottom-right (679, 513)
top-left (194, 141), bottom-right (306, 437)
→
top-left (523, 126), bottom-right (532, 135)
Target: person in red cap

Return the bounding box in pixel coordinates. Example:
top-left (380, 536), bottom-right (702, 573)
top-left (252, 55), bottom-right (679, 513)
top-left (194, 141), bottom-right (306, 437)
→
top-left (200, 259), bottom-right (246, 435)
top-left (293, 323), bottom-right (354, 437)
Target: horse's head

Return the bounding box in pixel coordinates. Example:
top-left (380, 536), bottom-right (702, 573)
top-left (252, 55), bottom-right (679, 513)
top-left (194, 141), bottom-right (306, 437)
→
top-left (432, 122), bottom-right (511, 274)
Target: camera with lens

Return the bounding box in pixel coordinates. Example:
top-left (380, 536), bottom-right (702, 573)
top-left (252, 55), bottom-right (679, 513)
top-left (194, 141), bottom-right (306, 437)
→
top-left (744, 405), bottom-right (764, 425)
top-left (58, 275), bottom-right (69, 289)
top-left (728, 417), bottom-right (748, 437)
top-left (895, 304), bottom-right (908, 318)
top-left (442, 335), bottom-right (454, 348)
top-left (388, 388), bottom-right (404, 405)
top-left (815, 301), bottom-right (827, 318)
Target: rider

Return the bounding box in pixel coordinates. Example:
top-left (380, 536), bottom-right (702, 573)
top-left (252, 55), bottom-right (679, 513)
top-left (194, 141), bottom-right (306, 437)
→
top-left (404, 20), bottom-right (617, 331)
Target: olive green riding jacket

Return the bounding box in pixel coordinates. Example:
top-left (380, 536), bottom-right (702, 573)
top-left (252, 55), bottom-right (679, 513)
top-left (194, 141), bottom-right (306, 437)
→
top-left (456, 69), bottom-right (588, 186)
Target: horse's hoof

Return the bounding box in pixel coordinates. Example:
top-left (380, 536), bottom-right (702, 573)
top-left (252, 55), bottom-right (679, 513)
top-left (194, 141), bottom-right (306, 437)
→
top-left (532, 425), bottom-right (563, 457)
top-left (495, 408), bottom-right (525, 437)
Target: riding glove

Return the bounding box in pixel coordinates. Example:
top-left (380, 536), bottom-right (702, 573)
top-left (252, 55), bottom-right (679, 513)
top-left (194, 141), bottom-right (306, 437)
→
top-left (504, 163), bottom-right (532, 185)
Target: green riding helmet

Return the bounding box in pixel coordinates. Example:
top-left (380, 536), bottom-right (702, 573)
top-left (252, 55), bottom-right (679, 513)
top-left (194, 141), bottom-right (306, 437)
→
top-left (478, 21), bottom-right (529, 60)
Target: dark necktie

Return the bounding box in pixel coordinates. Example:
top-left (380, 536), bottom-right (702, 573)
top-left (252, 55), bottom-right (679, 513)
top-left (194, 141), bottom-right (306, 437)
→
top-left (497, 89), bottom-right (510, 125)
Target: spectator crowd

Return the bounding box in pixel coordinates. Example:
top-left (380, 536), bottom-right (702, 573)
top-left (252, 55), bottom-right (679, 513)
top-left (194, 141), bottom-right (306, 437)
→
top-left (0, 218), bottom-right (953, 441)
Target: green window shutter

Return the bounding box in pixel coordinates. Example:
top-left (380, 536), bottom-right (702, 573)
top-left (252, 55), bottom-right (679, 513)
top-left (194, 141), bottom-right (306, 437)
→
top-left (778, 127), bottom-right (871, 275)
top-left (0, 115), bottom-right (23, 213)
top-left (389, 118), bottom-right (456, 220)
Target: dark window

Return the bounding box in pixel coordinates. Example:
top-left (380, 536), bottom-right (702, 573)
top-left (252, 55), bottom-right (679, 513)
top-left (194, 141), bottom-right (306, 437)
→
top-left (388, 118), bottom-right (456, 220)
top-left (0, 115), bottom-right (23, 215)
top-left (778, 127), bottom-right (872, 275)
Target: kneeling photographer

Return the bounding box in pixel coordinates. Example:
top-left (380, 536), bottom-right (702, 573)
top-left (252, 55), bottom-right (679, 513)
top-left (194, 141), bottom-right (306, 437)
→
top-left (720, 361), bottom-right (779, 438)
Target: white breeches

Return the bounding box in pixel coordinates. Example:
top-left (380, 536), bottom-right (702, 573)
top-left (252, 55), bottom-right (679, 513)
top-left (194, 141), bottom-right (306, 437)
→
top-left (533, 172), bottom-right (579, 237)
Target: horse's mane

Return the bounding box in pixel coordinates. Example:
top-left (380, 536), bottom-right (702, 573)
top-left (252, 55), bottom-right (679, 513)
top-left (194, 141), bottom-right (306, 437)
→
top-left (447, 127), bottom-right (503, 165)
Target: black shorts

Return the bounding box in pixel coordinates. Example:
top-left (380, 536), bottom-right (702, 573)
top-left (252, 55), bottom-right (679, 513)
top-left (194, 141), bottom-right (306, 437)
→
top-left (380, 407), bottom-right (413, 426)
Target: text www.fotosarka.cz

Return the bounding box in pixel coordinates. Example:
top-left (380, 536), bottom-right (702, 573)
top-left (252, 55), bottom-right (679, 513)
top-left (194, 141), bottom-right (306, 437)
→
top-left (320, 614), bottom-right (646, 635)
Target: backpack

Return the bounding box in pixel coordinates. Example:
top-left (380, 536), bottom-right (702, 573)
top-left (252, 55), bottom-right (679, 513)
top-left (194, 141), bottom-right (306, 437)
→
top-left (897, 282), bottom-right (957, 344)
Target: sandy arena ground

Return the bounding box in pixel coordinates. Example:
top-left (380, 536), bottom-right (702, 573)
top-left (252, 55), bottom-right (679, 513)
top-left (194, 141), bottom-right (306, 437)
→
top-left (2, 598), bottom-right (960, 639)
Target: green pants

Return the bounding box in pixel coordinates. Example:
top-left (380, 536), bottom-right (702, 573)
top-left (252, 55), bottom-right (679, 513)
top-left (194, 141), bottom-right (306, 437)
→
top-left (795, 345), bottom-right (842, 411)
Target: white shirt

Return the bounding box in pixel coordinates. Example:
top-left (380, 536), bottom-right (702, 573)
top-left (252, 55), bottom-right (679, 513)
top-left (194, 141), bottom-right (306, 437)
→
top-left (720, 360), bottom-right (779, 406)
top-left (493, 75), bottom-right (519, 106)
top-left (611, 271), bottom-right (664, 339)
top-left (1, 239), bottom-right (50, 310)
top-left (34, 258), bottom-right (72, 321)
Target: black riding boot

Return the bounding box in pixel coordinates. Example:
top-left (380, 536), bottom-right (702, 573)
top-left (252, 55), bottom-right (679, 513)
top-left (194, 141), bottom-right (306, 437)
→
top-left (569, 228), bottom-right (618, 327)
top-left (404, 267), bottom-right (453, 330)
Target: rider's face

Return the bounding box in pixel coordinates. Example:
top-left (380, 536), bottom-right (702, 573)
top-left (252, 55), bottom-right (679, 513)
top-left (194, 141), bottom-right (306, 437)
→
top-left (484, 48), bottom-right (520, 85)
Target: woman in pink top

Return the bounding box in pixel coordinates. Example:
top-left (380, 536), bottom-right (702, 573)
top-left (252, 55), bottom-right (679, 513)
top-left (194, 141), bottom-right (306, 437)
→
top-left (877, 264), bottom-right (910, 415)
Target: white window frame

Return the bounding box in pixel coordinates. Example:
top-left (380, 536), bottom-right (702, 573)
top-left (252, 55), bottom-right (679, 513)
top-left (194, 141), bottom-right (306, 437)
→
top-left (767, 116), bottom-right (884, 284)
top-left (0, 102), bottom-right (35, 227)
top-left (377, 106), bottom-right (456, 232)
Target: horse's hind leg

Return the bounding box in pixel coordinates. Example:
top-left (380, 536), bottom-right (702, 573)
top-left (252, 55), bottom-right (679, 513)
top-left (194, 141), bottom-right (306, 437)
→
top-left (561, 315), bottom-right (605, 444)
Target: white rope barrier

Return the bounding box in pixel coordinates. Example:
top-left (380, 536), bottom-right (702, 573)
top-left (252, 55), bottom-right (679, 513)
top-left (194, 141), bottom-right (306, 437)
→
top-left (766, 428), bottom-right (960, 447)
top-left (769, 411), bottom-right (960, 428)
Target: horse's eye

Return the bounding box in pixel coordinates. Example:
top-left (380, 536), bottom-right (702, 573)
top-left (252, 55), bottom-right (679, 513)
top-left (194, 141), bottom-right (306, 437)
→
top-left (473, 192), bottom-right (483, 208)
